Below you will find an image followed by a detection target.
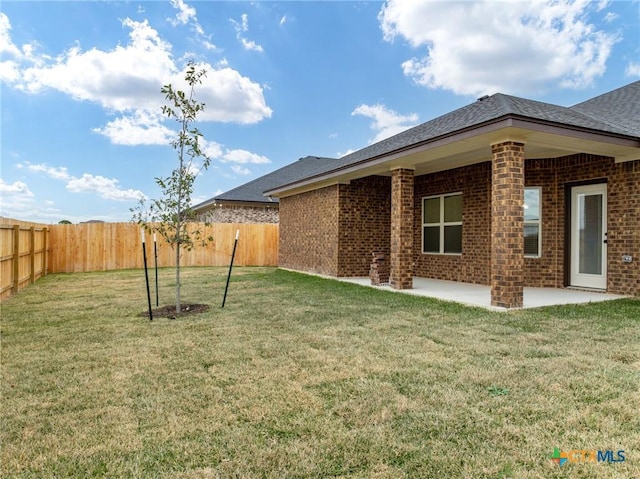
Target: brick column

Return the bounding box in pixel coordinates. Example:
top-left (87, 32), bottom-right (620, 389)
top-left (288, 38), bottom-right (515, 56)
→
top-left (390, 168), bottom-right (414, 289)
top-left (491, 142), bottom-right (525, 308)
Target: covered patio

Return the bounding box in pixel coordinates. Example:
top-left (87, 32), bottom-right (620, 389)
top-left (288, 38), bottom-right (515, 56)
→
top-left (338, 277), bottom-right (627, 311)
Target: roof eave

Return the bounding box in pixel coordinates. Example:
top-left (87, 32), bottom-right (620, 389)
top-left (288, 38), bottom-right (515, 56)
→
top-left (265, 115), bottom-right (640, 197)
top-left (214, 199), bottom-right (279, 207)
top-left (192, 198), bottom-right (218, 212)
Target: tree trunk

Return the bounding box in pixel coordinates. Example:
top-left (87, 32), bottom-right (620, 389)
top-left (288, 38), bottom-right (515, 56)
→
top-left (175, 241), bottom-right (181, 313)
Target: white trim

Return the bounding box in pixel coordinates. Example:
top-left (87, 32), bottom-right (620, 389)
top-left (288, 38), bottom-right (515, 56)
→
top-left (421, 192), bottom-right (463, 254)
top-left (570, 183), bottom-right (607, 289)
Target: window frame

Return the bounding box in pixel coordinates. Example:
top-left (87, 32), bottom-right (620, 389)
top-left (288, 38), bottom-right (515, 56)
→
top-left (524, 187), bottom-right (542, 258)
top-left (421, 192), bottom-right (463, 255)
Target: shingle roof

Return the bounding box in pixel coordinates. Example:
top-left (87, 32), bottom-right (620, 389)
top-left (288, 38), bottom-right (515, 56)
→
top-left (570, 80), bottom-right (640, 137)
top-left (269, 86), bottom-right (639, 191)
top-left (193, 156), bottom-right (336, 208)
top-left (203, 82), bottom-right (639, 203)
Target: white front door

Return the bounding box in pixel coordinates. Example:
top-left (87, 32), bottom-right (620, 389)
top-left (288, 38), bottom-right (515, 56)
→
top-left (570, 184), bottom-right (607, 289)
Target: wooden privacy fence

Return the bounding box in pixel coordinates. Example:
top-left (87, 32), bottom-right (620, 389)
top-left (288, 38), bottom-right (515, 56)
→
top-left (0, 219), bottom-right (49, 301)
top-left (0, 220), bottom-right (278, 300)
top-left (48, 222), bottom-right (279, 273)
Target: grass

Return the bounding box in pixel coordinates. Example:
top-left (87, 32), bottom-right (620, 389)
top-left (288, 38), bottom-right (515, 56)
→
top-left (1, 267), bottom-right (639, 478)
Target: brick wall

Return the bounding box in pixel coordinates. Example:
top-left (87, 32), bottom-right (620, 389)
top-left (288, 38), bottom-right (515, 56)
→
top-left (278, 178), bottom-right (391, 277)
top-left (278, 185), bottom-right (340, 276)
top-left (609, 160), bottom-right (640, 295)
top-left (411, 155), bottom-right (639, 296)
top-left (413, 162), bottom-right (491, 284)
top-left (524, 158), bottom-right (564, 288)
top-left (278, 154), bottom-right (639, 296)
top-left (198, 205), bottom-right (279, 224)
top-left (525, 154), bottom-right (640, 295)
top-left (337, 176), bottom-right (391, 276)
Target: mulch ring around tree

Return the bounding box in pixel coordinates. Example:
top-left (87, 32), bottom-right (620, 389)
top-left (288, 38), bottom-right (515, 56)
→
top-left (139, 304), bottom-right (210, 319)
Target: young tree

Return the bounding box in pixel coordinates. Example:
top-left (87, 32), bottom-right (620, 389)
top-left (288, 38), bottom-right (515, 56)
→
top-left (133, 61), bottom-right (212, 313)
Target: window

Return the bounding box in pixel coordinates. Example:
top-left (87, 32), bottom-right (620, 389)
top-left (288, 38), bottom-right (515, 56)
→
top-left (422, 193), bottom-right (462, 254)
top-left (524, 187), bottom-right (541, 257)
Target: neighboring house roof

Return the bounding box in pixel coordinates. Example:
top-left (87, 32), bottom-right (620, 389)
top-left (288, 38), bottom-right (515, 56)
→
top-left (193, 155), bottom-right (336, 211)
top-left (265, 81), bottom-right (640, 196)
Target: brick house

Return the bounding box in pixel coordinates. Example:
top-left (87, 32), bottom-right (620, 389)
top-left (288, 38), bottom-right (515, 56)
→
top-left (264, 82), bottom-right (640, 308)
top-left (193, 156), bottom-right (335, 223)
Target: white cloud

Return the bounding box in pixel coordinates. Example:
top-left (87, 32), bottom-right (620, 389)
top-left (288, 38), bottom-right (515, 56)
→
top-left (0, 178), bottom-right (33, 196)
top-left (168, 0), bottom-right (211, 45)
top-left (183, 159), bottom-right (203, 177)
top-left (0, 179), bottom-right (36, 217)
top-left (231, 165), bottom-right (251, 175)
top-left (201, 140), bottom-right (270, 166)
top-left (626, 63), bottom-right (640, 77)
top-left (90, 63), bottom-right (272, 143)
top-left (240, 38), bottom-right (263, 53)
top-left (190, 194), bottom-right (209, 205)
top-left (603, 12), bottom-right (618, 23)
top-left (17, 161), bottom-right (71, 180)
top-left (231, 13), bottom-right (264, 52)
top-left (16, 162), bottom-right (145, 202)
top-left (19, 18), bottom-right (175, 107)
top-left (93, 111), bottom-right (175, 145)
top-left (169, 0), bottom-right (196, 26)
top-left (337, 148), bottom-right (356, 158)
top-left (67, 174), bottom-right (145, 201)
top-left (202, 140), bottom-right (224, 159)
top-left (2, 15), bottom-right (271, 142)
top-left (201, 40), bottom-right (217, 51)
top-left (194, 66), bottom-right (272, 123)
top-left (0, 13), bottom-right (21, 57)
top-left (379, 0), bottom-right (619, 96)
top-left (0, 59), bottom-right (21, 83)
top-left (0, 13), bottom-right (41, 83)
top-left (352, 103), bottom-right (418, 143)
top-left (220, 149), bottom-right (271, 165)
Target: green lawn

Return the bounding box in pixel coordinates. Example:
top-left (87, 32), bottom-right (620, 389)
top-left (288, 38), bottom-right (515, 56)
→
top-left (1, 267), bottom-right (639, 478)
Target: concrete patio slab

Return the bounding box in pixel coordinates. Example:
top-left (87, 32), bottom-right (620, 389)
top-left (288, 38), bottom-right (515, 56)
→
top-left (337, 277), bottom-right (628, 311)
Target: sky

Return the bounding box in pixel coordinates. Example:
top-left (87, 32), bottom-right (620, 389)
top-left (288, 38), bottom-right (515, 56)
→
top-left (1, 0), bottom-right (639, 224)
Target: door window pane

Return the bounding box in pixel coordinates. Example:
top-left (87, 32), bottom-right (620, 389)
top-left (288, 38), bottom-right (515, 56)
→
top-left (579, 194), bottom-right (602, 275)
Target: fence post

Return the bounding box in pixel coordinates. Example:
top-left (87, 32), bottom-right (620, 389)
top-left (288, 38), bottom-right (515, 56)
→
top-left (42, 228), bottom-right (48, 277)
top-left (30, 226), bottom-right (36, 284)
top-left (12, 225), bottom-right (19, 294)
